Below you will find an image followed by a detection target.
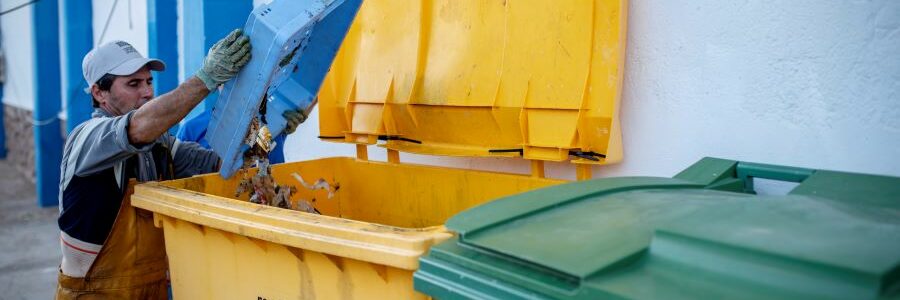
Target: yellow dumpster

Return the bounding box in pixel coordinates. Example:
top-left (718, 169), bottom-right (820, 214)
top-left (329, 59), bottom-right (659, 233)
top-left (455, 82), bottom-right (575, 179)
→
top-left (134, 158), bottom-right (563, 299)
top-left (131, 0), bottom-right (627, 299)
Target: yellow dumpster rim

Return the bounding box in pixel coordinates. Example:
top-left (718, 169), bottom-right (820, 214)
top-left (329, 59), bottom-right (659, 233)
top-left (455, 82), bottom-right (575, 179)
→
top-left (132, 182), bottom-right (453, 271)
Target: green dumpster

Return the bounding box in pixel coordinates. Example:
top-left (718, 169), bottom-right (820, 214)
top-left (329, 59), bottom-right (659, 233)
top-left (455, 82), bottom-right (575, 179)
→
top-left (413, 157), bottom-right (900, 300)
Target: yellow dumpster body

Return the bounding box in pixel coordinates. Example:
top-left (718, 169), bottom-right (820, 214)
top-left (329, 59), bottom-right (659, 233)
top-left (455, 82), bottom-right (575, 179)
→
top-left (132, 0), bottom-right (627, 298)
top-left (133, 157), bottom-right (563, 299)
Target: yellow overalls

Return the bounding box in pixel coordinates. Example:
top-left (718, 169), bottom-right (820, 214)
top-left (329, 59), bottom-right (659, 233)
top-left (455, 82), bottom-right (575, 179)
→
top-left (56, 182), bottom-right (168, 299)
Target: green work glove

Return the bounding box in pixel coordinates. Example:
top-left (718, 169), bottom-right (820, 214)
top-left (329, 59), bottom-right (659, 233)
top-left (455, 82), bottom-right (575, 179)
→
top-left (283, 109), bottom-right (307, 134)
top-left (196, 29), bottom-right (252, 91)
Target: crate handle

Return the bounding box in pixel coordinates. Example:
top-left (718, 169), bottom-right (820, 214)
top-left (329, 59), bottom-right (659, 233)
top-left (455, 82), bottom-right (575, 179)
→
top-left (735, 162), bottom-right (815, 194)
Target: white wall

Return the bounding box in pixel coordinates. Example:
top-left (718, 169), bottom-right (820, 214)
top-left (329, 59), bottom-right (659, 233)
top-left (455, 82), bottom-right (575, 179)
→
top-left (92, 0), bottom-right (149, 57)
top-left (0, 1), bottom-right (35, 110)
top-left (7, 0), bottom-right (894, 181)
top-left (606, 0), bottom-right (900, 178)
top-left (48, 0), bottom-right (148, 120)
top-left (284, 0), bottom-right (900, 180)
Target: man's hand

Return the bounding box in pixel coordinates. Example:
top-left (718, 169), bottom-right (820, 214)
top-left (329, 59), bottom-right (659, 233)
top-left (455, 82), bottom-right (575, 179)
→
top-left (128, 29), bottom-right (252, 144)
top-left (283, 109), bottom-right (307, 134)
top-left (196, 29), bottom-right (252, 91)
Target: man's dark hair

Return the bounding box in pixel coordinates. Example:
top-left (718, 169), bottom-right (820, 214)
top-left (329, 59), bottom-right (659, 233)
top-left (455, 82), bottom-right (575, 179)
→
top-left (91, 73), bottom-right (119, 108)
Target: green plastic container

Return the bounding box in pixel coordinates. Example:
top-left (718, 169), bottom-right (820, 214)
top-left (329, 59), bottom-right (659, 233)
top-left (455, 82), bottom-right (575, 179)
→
top-left (413, 157), bottom-right (900, 300)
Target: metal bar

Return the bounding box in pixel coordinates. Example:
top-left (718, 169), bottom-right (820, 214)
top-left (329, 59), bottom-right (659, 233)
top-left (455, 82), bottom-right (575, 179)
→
top-left (32, 0), bottom-right (63, 207)
top-left (61, 0), bottom-right (93, 132)
top-left (0, 83), bottom-right (6, 159)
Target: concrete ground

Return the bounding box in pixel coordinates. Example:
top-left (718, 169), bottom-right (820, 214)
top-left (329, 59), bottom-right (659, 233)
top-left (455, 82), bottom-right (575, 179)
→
top-left (0, 159), bottom-right (59, 300)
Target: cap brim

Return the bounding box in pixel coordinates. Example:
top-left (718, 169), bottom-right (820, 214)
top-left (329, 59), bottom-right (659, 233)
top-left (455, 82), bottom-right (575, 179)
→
top-left (108, 57), bottom-right (166, 76)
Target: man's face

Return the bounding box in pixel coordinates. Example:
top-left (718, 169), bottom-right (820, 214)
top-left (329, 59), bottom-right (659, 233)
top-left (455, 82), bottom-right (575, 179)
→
top-left (92, 66), bottom-right (154, 116)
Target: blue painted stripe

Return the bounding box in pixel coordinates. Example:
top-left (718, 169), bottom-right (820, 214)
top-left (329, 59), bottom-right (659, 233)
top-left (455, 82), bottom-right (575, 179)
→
top-left (32, 0), bottom-right (63, 207)
top-left (200, 0), bottom-right (252, 113)
top-left (148, 0), bottom-right (178, 95)
top-left (148, 0), bottom-right (179, 134)
top-left (180, 0), bottom-right (205, 121)
top-left (181, 0), bottom-right (253, 121)
top-left (61, 0), bottom-right (94, 133)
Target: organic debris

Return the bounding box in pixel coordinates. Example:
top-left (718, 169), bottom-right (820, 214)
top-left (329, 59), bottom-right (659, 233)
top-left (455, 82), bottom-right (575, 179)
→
top-left (291, 172), bottom-right (339, 199)
top-left (235, 117), bottom-right (320, 214)
top-left (295, 198), bottom-right (320, 214)
top-left (235, 157), bottom-right (274, 205)
top-left (256, 125), bottom-right (273, 152)
top-left (235, 154), bottom-right (321, 214)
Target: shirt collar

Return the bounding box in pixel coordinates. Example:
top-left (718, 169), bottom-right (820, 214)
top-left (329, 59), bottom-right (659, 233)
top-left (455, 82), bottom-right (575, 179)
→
top-left (92, 108), bottom-right (114, 118)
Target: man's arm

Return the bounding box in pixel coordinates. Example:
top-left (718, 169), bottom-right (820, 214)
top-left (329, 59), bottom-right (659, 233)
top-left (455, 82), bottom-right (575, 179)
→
top-left (170, 138), bottom-right (220, 178)
top-left (128, 29), bottom-right (251, 144)
top-left (128, 77), bottom-right (209, 143)
top-left (64, 113), bottom-right (155, 177)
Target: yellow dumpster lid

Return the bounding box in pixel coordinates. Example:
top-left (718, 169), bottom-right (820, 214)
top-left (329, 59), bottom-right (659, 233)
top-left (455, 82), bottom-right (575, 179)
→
top-left (316, 0), bottom-right (627, 165)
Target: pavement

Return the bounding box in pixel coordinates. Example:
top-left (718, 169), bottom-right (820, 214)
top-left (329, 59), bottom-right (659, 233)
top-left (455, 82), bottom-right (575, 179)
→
top-left (0, 159), bottom-right (59, 300)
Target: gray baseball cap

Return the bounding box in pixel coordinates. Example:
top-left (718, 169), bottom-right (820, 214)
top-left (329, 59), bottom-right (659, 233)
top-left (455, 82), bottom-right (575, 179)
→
top-left (82, 40), bottom-right (166, 93)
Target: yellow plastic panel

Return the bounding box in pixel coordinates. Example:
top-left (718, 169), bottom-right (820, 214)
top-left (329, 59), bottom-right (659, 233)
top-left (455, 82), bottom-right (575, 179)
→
top-left (316, 24), bottom-right (358, 138)
top-left (317, 0), bottom-right (628, 164)
top-left (158, 216), bottom-right (421, 299)
top-left (497, 0), bottom-right (592, 110)
top-left (348, 102), bottom-right (385, 135)
top-left (415, 0), bottom-right (505, 107)
top-left (355, 0), bottom-right (421, 104)
top-left (526, 109), bottom-right (579, 148)
top-left (582, 0), bottom-right (627, 163)
top-left (133, 158), bottom-right (563, 299)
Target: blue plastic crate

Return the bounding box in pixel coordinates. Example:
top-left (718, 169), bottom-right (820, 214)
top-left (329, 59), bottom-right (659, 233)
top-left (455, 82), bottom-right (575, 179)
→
top-left (207, 0), bottom-right (362, 178)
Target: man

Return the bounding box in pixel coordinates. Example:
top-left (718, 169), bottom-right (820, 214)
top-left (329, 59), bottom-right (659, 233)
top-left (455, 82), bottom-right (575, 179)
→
top-left (55, 30), bottom-right (251, 299)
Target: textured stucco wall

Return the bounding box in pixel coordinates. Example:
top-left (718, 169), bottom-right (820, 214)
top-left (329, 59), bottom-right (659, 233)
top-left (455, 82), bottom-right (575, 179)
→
top-left (3, 105), bottom-right (36, 182)
top-left (284, 0), bottom-right (900, 181)
top-left (1, 2), bottom-right (36, 180)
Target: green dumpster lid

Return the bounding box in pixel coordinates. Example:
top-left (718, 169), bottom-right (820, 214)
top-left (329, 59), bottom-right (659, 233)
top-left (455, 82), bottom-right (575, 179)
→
top-left (414, 158), bottom-right (900, 300)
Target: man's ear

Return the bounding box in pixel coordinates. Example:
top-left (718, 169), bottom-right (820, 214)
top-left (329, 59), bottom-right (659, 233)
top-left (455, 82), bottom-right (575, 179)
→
top-left (91, 85), bottom-right (106, 104)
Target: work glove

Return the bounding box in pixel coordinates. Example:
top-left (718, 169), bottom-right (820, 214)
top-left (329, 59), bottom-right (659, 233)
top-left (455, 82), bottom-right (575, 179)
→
top-left (282, 109), bottom-right (308, 134)
top-left (196, 29), bottom-right (252, 91)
